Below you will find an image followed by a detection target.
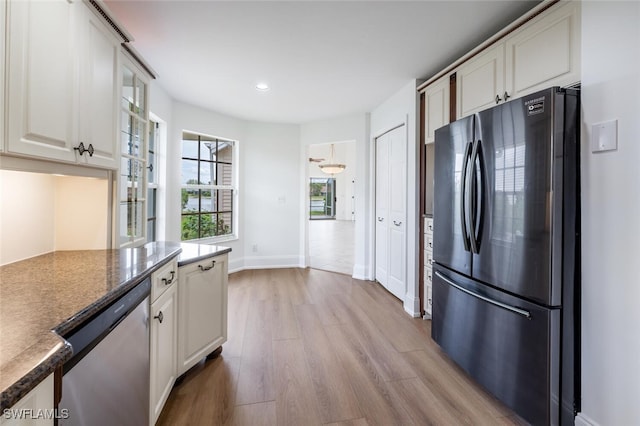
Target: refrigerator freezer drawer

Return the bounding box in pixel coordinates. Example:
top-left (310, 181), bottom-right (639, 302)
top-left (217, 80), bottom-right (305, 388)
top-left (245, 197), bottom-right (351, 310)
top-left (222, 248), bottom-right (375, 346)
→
top-left (432, 265), bottom-right (561, 425)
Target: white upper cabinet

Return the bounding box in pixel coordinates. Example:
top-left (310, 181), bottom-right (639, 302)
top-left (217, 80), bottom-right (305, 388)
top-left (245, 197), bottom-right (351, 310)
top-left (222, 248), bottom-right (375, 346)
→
top-left (76, 4), bottom-right (121, 169)
top-left (456, 44), bottom-right (505, 118)
top-left (423, 74), bottom-right (450, 144)
top-left (504, 1), bottom-right (581, 100)
top-left (455, 1), bottom-right (580, 118)
top-left (7, 0), bottom-right (76, 162)
top-left (6, 0), bottom-right (120, 168)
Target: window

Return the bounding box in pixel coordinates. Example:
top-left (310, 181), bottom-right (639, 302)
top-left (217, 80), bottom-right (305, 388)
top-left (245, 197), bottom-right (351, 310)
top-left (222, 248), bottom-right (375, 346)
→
top-left (181, 131), bottom-right (236, 241)
top-left (119, 63), bottom-right (149, 247)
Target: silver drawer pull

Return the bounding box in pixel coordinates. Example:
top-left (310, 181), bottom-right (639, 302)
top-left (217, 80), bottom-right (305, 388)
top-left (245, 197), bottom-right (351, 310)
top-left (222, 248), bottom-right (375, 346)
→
top-left (377, 217), bottom-right (384, 222)
top-left (393, 220), bottom-right (402, 226)
top-left (198, 260), bottom-right (216, 271)
top-left (161, 271), bottom-right (175, 285)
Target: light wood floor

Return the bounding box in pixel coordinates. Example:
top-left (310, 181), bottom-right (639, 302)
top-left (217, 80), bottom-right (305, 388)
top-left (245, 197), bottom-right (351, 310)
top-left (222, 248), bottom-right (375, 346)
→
top-left (309, 220), bottom-right (355, 276)
top-left (158, 268), bottom-right (525, 426)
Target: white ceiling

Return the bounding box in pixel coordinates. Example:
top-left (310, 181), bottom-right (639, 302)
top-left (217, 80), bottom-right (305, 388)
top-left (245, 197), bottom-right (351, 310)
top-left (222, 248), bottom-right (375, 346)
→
top-left (104, 0), bottom-right (540, 124)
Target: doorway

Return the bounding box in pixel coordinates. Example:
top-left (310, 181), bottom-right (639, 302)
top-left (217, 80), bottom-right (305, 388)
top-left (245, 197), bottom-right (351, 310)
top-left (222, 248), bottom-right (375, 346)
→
top-left (307, 141), bottom-right (356, 276)
top-left (309, 177), bottom-right (336, 220)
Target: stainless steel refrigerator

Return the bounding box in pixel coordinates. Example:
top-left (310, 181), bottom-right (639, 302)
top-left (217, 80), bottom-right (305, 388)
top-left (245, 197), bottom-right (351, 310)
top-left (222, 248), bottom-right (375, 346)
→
top-left (432, 87), bottom-right (580, 425)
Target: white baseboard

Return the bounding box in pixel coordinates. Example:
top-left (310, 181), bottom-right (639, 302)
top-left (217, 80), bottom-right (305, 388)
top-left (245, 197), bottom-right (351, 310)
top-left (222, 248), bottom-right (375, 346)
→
top-left (228, 258), bottom-right (244, 274)
top-left (228, 255), bottom-right (303, 274)
top-left (404, 295), bottom-right (421, 318)
top-left (575, 413), bottom-right (599, 426)
top-left (352, 263), bottom-right (369, 280)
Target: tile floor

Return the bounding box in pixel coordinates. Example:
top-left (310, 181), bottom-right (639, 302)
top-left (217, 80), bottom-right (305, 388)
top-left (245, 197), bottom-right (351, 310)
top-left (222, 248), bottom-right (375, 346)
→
top-left (308, 219), bottom-right (355, 275)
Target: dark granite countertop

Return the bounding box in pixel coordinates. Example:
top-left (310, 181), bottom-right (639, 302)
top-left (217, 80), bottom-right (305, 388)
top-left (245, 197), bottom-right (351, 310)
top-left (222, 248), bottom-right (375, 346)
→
top-left (177, 243), bottom-right (231, 267)
top-left (0, 241), bottom-right (182, 410)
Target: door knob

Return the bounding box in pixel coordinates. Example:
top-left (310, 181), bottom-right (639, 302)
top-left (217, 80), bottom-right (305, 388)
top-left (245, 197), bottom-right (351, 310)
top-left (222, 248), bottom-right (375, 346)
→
top-left (154, 311), bottom-right (164, 324)
top-left (495, 94), bottom-right (502, 104)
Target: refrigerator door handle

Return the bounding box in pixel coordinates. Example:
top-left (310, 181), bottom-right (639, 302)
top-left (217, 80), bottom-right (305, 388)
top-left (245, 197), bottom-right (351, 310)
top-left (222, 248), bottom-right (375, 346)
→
top-left (435, 271), bottom-right (531, 319)
top-left (460, 142), bottom-right (473, 252)
top-left (469, 139), bottom-right (485, 254)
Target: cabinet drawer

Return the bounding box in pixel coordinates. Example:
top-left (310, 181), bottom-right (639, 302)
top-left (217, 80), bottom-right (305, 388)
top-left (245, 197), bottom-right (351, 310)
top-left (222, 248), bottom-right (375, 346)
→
top-left (151, 258), bottom-right (178, 302)
top-left (425, 218), bottom-right (434, 234)
top-left (424, 266), bottom-right (432, 284)
top-left (426, 235), bottom-right (433, 251)
top-left (425, 251), bottom-right (434, 269)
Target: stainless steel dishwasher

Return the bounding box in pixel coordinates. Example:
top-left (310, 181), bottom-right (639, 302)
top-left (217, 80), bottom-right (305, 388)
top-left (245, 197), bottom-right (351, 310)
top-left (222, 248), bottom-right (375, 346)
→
top-left (59, 278), bottom-right (150, 426)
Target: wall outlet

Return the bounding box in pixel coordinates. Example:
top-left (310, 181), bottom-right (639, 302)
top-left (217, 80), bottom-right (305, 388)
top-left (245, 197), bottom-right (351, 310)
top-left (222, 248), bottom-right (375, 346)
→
top-left (252, 244), bottom-right (258, 253)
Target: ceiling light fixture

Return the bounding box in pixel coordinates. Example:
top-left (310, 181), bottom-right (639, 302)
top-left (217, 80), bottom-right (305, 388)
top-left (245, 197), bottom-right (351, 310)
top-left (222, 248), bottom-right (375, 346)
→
top-left (319, 144), bottom-right (346, 175)
top-left (255, 82), bottom-right (270, 91)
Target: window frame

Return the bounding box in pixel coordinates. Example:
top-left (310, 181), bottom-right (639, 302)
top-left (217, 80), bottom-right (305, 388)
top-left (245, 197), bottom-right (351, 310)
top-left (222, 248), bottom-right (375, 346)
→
top-left (119, 59), bottom-right (150, 248)
top-left (180, 131), bottom-right (238, 243)
top-left (146, 120), bottom-right (159, 243)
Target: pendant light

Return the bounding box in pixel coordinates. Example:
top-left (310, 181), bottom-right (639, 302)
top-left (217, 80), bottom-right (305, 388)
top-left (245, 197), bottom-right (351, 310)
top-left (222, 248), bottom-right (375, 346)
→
top-left (319, 144), bottom-right (346, 175)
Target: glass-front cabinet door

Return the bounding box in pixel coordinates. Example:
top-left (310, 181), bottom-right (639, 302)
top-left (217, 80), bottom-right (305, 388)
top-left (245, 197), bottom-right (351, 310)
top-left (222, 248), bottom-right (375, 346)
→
top-left (119, 60), bottom-right (149, 247)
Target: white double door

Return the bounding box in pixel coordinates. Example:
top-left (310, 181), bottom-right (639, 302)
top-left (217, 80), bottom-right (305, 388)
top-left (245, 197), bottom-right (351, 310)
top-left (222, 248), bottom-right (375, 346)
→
top-left (375, 125), bottom-right (406, 300)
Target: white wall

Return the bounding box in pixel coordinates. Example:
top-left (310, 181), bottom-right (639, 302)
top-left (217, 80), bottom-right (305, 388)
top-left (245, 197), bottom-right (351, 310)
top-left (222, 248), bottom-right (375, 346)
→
top-left (370, 79), bottom-right (421, 316)
top-left (170, 102), bottom-right (301, 272)
top-left (0, 171), bottom-right (56, 265)
top-left (578, 2), bottom-right (640, 425)
top-left (54, 177), bottom-right (109, 251)
top-left (0, 171), bottom-right (110, 265)
top-left (169, 102), bottom-right (247, 269)
top-left (300, 113), bottom-right (370, 277)
top-left (243, 122), bottom-right (302, 268)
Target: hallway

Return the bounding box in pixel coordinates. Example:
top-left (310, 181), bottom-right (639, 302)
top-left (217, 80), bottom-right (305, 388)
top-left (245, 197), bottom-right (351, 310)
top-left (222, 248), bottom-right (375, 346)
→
top-left (308, 219), bottom-right (355, 276)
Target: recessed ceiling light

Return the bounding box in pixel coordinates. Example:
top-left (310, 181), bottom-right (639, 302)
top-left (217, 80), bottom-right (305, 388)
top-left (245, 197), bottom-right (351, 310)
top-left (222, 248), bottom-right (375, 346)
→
top-left (255, 82), bottom-right (270, 92)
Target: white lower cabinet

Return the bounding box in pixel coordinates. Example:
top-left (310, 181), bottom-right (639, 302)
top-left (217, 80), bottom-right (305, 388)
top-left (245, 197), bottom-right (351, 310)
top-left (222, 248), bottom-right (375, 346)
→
top-left (177, 254), bottom-right (228, 376)
top-left (1, 375), bottom-right (54, 425)
top-left (424, 217), bottom-right (434, 318)
top-left (149, 275), bottom-right (178, 425)
top-left (0, 0), bottom-right (6, 154)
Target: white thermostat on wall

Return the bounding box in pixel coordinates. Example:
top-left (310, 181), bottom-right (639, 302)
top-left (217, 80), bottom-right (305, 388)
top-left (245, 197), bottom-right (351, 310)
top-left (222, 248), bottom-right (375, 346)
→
top-left (591, 119), bottom-right (618, 153)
